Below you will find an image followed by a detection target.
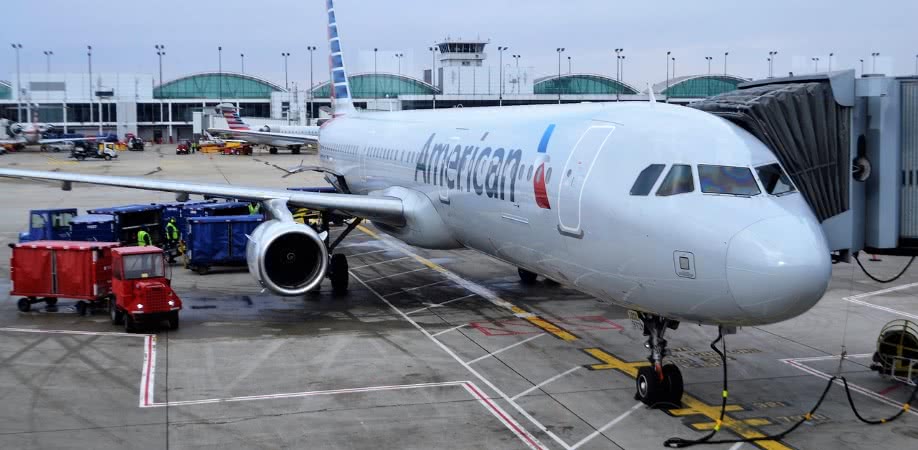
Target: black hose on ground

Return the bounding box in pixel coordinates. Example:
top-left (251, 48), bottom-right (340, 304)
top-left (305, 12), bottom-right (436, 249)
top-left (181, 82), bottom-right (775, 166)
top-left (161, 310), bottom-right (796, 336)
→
top-left (854, 253), bottom-right (915, 284)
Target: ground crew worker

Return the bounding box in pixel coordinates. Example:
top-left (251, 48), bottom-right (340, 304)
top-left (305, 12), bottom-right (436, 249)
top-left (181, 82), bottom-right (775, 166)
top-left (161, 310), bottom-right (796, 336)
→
top-left (248, 202), bottom-right (261, 215)
top-left (165, 218), bottom-right (180, 243)
top-left (137, 228), bottom-right (152, 247)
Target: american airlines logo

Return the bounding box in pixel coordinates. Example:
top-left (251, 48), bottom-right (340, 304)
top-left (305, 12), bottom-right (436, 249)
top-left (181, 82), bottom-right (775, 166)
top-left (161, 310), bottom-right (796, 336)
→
top-left (414, 134), bottom-right (526, 203)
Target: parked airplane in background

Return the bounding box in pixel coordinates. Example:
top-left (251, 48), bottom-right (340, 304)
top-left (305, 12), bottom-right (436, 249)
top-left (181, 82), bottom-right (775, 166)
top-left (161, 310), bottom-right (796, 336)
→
top-left (1, 118), bottom-right (97, 150)
top-left (0, 0), bottom-right (832, 406)
top-left (207, 104), bottom-right (320, 154)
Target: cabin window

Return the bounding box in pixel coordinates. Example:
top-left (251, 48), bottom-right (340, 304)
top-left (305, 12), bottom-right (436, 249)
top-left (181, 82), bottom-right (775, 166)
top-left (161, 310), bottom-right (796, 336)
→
top-left (656, 164), bottom-right (694, 196)
top-left (630, 164), bottom-right (665, 196)
top-left (527, 166), bottom-right (533, 181)
top-left (699, 165), bottom-right (761, 196)
top-left (755, 163), bottom-right (795, 195)
top-left (545, 168), bottom-right (553, 183)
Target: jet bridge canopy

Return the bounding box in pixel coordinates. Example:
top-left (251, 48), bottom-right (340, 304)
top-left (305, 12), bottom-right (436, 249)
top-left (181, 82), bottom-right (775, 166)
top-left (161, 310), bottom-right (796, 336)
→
top-left (690, 79), bottom-right (851, 223)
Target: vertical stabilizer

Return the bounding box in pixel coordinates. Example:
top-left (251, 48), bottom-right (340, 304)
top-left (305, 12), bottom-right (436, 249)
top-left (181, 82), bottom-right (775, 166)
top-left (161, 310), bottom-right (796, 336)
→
top-left (215, 103), bottom-right (250, 130)
top-left (327, 0), bottom-right (355, 116)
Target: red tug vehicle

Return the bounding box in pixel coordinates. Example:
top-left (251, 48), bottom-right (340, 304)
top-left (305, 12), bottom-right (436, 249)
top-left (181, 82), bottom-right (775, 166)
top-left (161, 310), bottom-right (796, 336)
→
top-left (10, 241), bottom-right (182, 332)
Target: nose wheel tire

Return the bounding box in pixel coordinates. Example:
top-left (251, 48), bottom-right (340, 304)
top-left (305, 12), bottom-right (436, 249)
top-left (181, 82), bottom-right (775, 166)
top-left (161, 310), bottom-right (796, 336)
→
top-left (518, 268), bottom-right (538, 284)
top-left (635, 365), bottom-right (683, 407)
top-left (330, 253), bottom-right (349, 293)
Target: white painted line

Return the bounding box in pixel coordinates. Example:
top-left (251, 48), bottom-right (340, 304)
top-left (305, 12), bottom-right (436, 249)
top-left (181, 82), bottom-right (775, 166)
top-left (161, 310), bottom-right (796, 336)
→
top-left (511, 366), bottom-right (582, 401)
top-left (844, 297), bottom-right (918, 321)
top-left (785, 353), bottom-right (870, 363)
top-left (347, 249), bottom-right (388, 258)
top-left (468, 334), bottom-right (545, 364)
top-left (140, 335), bottom-right (157, 407)
top-left (0, 327), bottom-right (147, 338)
top-left (405, 294), bottom-right (477, 315)
top-left (362, 267), bottom-right (429, 282)
top-left (383, 279), bottom-right (450, 297)
top-left (350, 256), bottom-right (412, 270)
top-left (351, 273), bottom-right (563, 450)
top-left (781, 358), bottom-right (918, 418)
top-left (432, 323), bottom-right (468, 337)
top-left (570, 402), bottom-right (643, 450)
top-left (728, 443), bottom-right (745, 450)
top-left (846, 281), bottom-right (918, 300)
top-left (463, 382), bottom-right (544, 450)
top-left (148, 381), bottom-right (466, 407)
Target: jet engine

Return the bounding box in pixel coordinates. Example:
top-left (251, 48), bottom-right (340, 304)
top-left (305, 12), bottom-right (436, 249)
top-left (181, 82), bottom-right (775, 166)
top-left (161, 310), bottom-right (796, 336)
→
top-left (6, 121), bottom-right (23, 136)
top-left (246, 220), bottom-right (329, 296)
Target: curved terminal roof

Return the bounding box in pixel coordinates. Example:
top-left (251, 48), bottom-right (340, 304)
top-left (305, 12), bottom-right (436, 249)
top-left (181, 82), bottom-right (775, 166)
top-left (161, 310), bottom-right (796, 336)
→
top-left (311, 73), bottom-right (438, 98)
top-left (154, 72), bottom-right (286, 99)
top-left (533, 73), bottom-right (639, 95)
top-left (652, 74), bottom-right (748, 98)
top-left (0, 81), bottom-right (11, 100)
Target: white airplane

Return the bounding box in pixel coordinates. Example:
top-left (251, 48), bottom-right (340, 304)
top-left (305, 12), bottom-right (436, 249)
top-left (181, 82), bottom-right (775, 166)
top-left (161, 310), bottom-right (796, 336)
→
top-left (0, 0), bottom-right (831, 405)
top-left (1, 118), bottom-right (97, 150)
top-left (207, 104), bottom-right (319, 154)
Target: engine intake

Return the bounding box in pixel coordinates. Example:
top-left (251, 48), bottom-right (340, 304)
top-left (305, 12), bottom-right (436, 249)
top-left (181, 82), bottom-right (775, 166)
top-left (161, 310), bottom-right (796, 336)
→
top-left (246, 220), bottom-right (328, 296)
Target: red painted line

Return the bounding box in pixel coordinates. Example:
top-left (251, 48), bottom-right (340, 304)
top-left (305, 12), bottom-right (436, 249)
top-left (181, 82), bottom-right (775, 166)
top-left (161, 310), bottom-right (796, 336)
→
top-left (878, 383), bottom-right (902, 396)
top-left (464, 382), bottom-right (544, 450)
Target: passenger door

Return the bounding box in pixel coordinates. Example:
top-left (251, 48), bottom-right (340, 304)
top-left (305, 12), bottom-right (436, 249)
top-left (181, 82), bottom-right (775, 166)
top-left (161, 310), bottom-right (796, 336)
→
top-left (557, 125), bottom-right (616, 237)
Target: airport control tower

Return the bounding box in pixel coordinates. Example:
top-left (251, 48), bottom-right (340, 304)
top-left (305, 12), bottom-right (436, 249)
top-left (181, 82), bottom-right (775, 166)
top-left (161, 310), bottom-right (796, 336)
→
top-left (433, 38), bottom-right (495, 96)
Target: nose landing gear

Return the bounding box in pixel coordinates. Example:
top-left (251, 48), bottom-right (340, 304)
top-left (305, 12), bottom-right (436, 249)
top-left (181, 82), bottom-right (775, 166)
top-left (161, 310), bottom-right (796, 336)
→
top-left (634, 313), bottom-right (683, 407)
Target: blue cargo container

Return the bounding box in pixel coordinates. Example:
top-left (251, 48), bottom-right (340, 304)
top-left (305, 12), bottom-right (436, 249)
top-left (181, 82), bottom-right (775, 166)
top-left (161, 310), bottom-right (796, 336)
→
top-left (185, 215), bottom-right (263, 274)
top-left (69, 214), bottom-right (117, 242)
top-left (87, 204), bottom-right (165, 245)
top-left (154, 200), bottom-right (217, 240)
top-left (182, 201), bottom-right (252, 236)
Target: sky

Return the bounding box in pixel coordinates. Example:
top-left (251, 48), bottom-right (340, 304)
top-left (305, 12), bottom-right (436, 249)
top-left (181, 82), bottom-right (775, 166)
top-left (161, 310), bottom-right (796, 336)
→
top-left (4, 0), bottom-right (917, 91)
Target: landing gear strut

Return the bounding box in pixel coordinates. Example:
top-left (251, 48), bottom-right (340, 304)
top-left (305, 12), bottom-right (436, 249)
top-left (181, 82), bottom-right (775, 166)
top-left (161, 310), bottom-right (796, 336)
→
top-left (317, 212), bottom-right (362, 295)
top-left (634, 313), bottom-right (683, 407)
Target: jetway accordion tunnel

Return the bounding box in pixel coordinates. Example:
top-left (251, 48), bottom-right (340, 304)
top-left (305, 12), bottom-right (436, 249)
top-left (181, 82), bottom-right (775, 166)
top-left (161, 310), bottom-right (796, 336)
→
top-left (691, 70), bottom-right (918, 260)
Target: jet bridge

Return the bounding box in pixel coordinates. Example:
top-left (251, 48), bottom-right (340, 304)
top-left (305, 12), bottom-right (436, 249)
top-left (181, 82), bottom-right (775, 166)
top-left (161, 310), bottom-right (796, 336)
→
top-left (691, 70), bottom-right (918, 260)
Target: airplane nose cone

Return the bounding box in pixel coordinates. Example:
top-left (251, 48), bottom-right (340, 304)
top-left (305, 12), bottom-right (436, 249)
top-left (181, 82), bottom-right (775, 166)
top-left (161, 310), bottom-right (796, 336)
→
top-left (726, 216), bottom-right (831, 323)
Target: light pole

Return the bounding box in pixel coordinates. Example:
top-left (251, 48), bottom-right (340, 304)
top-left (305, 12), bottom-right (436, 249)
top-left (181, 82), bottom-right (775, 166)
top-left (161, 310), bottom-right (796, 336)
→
top-left (281, 52), bottom-right (290, 90)
top-left (43, 50), bottom-right (53, 73)
top-left (614, 48), bottom-right (623, 82)
top-left (307, 46), bottom-right (316, 124)
top-left (915, 54), bottom-right (917, 75)
top-left (556, 48), bottom-right (565, 104)
top-left (724, 51), bottom-right (728, 75)
top-left (672, 57), bottom-right (676, 78)
top-left (497, 46), bottom-right (508, 106)
top-left (429, 46), bottom-right (438, 109)
top-left (87, 45), bottom-right (93, 126)
top-left (567, 56), bottom-right (571, 74)
top-left (373, 48), bottom-right (378, 100)
top-left (395, 53), bottom-right (404, 76)
top-left (218, 46), bottom-right (223, 102)
top-left (665, 51), bottom-right (671, 103)
top-left (828, 52), bottom-right (834, 72)
top-left (768, 51), bottom-right (778, 78)
top-left (155, 45), bottom-right (165, 130)
top-left (240, 53), bottom-right (245, 74)
top-left (859, 59), bottom-right (865, 76)
top-left (12, 44), bottom-right (22, 122)
top-left (705, 56), bottom-right (713, 96)
top-left (812, 57), bottom-right (820, 72)
top-left (512, 54), bottom-right (521, 94)
top-left (871, 52), bottom-right (880, 73)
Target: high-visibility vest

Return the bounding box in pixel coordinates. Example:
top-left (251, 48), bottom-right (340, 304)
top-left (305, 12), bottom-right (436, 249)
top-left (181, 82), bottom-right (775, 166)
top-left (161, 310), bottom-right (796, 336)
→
top-left (248, 204), bottom-right (260, 215)
top-left (166, 222), bottom-right (179, 240)
top-left (137, 230), bottom-right (151, 247)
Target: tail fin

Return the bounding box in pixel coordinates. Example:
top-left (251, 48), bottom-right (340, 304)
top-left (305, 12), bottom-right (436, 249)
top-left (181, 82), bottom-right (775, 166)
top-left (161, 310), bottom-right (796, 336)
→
top-left (215, 103), bottom-right (250, 130)
top-left (327, 0), bottom-right (355, 116)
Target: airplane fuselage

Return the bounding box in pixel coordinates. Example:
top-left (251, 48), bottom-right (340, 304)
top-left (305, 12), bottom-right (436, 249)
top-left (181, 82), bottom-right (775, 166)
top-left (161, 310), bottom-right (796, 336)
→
top-left (318, 102), bottom-right (832, 326)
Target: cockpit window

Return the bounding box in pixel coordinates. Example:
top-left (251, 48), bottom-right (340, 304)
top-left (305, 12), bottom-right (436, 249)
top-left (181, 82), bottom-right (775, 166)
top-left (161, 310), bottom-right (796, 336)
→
top-left (630, 164), bottom-right (665, 196)
top-left (698, 165), bottom-right (761, 196)
top-left (656, 164), bottom-right (694, 196)
top-left (755, 163), bottom-right (796, 195)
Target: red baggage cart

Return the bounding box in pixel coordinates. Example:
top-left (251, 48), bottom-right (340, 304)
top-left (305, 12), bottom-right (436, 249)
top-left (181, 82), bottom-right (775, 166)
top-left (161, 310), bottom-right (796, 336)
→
top-left (10, 241), bottom-right (120, 315)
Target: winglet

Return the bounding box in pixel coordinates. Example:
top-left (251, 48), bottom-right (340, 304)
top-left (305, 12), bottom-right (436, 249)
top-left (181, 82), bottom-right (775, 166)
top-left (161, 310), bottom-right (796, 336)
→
top-left (647, 83), bottom-right (656, 104)
top-left (327, 0), bottom-right (355, 116)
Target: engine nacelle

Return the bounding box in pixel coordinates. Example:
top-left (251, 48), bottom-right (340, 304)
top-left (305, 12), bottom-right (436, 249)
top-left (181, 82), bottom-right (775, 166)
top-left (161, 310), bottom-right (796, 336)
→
top-left (7, 122), bottom-right (23, 136)
top-left (259, 125), bottom-right (275, 132)
top-left (246, 220), bottom-right (328, 296)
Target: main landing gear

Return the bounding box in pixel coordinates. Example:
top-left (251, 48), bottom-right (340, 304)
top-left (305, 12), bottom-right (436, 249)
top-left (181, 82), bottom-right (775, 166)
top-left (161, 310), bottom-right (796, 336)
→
top-left (316, 211), bottom-right (363, 295)
top-left (269, 146), bottom-right (278, 154)
top-left (634, 313), bottom-right (683, 407)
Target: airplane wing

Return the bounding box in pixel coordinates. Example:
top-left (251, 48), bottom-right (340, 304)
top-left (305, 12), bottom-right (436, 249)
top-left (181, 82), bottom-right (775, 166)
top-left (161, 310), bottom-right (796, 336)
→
top-left (207, 128), bottom-right (318, 144)
top-left (37, 137), bottom-right (99, 144)
top-left (0, 168), bottom-right (404, 225)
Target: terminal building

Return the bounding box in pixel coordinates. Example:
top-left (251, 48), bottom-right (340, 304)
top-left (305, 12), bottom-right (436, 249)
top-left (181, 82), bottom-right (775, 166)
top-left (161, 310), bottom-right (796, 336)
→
top-left (1, 39), bottom-right (750, 141)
